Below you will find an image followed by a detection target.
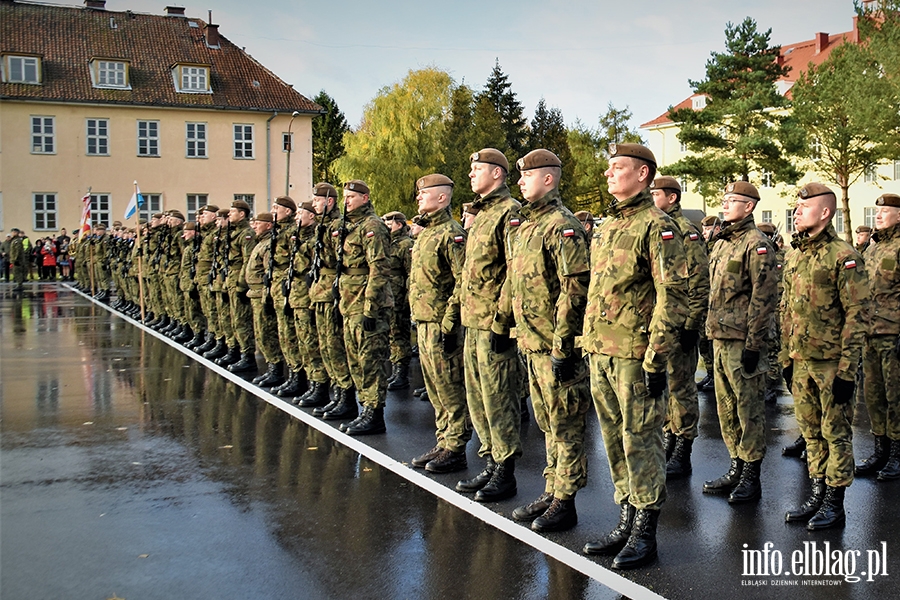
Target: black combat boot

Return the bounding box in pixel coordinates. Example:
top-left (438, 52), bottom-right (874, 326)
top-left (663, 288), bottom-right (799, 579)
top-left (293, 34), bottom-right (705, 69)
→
top-left (312, 389), bottom-right (339, 417)
top-left (512, 492), bottom-right (554, 522)
top-left (425, 449), bottom-right (467, 474)
top-left (532, 496), bottom-right (578, 533)
top-left (413, 386), bottom-right (426, 398)
top-left (583, 503), bottom-right (636, 556)
top-left (255, 362), bottom-right (285, 388)
top-left (785, 478), bottom-right (826, 522)
top-left (666, 436), bottom-right (693, 479)
top-left (195, 333), bottom-right (217, 355)
top-left (142, 312), bottom-right (157, 326)
top-left (782, 435), bottom-right (807, 458)
top-left (664, 430), bottom-right (676, 462)
top-left (612, 508), bottom-right (660, 570)
top-left (345, 406), bottom-right (386, 436)
top-left (228, 350), bottom-right (257, 373)
top-left (386, 363), bottom-right (401, 387)
top-left (184, 330), bottom-right (205, 350)
top-left (151, 315), bottom-right (170, 331)
top-left (703, 457), bottom-right (745, 495)
top-left (274, 369), bottom-right (307, 398)
top-left (166, 322), bottom-right (183, 338)
top-left (322, 388), bottom-right (358, 421)
top-left (214, 345), bottom-right (240, 366)
top-left (856, 435), bottom-right (890, 476)
top-left (386, 362), bottom-right (409, 391)
top-left (174, 325), bottom-right (194, 343)
top-left (411, 445), bottom-right (443, 469)
top-left (520, 396), bottom-right (530, 423)
top-left (876, 439), bottom-right (900, 481)
top-left (456, 458), bottom-right (496, 493)
top-left (161, 319), bottom-right (179, 335)
top-left (728, 459), bottom-right (762, 504)
top-left (807, 485), bottom-right (846, 530)
top-left (474, 459), bottom-right (516, 502)
top-left (697, 373), bottom-right (714, 391)
top-left (297, 382), bottom-right (331, 407)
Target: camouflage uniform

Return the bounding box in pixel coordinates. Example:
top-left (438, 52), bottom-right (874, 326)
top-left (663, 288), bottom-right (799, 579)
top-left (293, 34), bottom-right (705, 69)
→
top-left (461, 183), bottom-right (523, 463)
top-left (583, 187), bottom-right (689, 510)
top-left (707, 214), bottom-right (777, 464)
top-left (245, 227), bottom-right (282, 365)
top-left (271, 217), bottom-right (302, 371)
top-left (93, 232), bottom-right (112, 292)
top-left (163, 223), bottom-right (185, 323)
top-left (781, 224), bottom-right (869, 487)
top-left (387, 225), bottom-right (414, 365)
top-left (196, 221), bottom-right (219, 338)
top-left (9, 234), bottom-right (26, 286)
top-left (213, 222), bottom-right (236, 347)
top-left (225, 219), bottom-right (256, 353)
top-left (148, 224), bottom-right (168, 318)
top-left (287, 222), bottom-right (327, 384)
top-left (767, 243), bottom-right (787, 390)
top-left (410, 207), bottom-right (470, 452)
top-left (179, 231), bottom-right (204, 334)
top-left (497, 188), bottom-right (591, 499)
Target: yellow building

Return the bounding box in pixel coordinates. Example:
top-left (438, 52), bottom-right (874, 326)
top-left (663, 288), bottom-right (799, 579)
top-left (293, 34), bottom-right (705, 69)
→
top-left (640, 14), bottom-right (899, 238)
top-left (0, 0), bottom-right (321, 238)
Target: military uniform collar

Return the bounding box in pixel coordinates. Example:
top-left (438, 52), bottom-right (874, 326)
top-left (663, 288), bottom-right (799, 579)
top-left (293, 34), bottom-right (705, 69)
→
top-left (201, 221), bottom-right (216, 232)
top-left (472, 183), bottom-right (511, 210)
top-left (390, 227), bottom-right (409, 241)
top-left (346, 202), bottom-right (376, 223)
top-left (790, 223), bottom-right (837, 251)
top-left (663, 202), bottom-right (683, 218)
top-left (606, 187), bottom-right (652, 218)
top-left (717, 214), bottom-right (756, 240)
top-left (419, 207), bottom-right (452, 228)
top-left (873, 223), bottom-right (899, 243)
top-left (257, 229), bottom-right (274, 241)
top-left (521, 189), bottom-right (561, 219)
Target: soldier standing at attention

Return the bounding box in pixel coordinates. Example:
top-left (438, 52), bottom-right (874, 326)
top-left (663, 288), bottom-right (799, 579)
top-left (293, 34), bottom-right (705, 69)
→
top-left (222, 200), bottom-right (258, 374)
top-left (697, 215), bottom-right (722, 392)
top-left (9, 229), bottom-right (26, 292)
top-left (382, 211), bottom-right (414, 391)
top-left (702, 182), bottom-right (777, 504)
top-left (501, 150), bottom-right (591, 533)
top-left (178, 222), bottom-right (204, 345)
top-left (92, 223), bottom-right (112, 302)
top-left (243, 212), bottom-right (284, 386)
top-left (855, 194), bottom-right (900, 480)
top-left (650, 176), bottom-right (709, 479)
top-left (191, 205), bottom-right (220, 353)
top-left (782, 183), bottom-right (869, 529)
top-left (334, 180), bottom-right (394, 436)
top-left (757, 222), bottom-right (787, 404)
top-left (580, 144), bottom-right (688, 569)
top-left (456, 148), bottom-right (523, 503)
top-left (408, 174), bottom-right (471, 474)
top-left (855, 225), bottom-right (873, 254)
top-left (203, 209), bottom-right (234, 360)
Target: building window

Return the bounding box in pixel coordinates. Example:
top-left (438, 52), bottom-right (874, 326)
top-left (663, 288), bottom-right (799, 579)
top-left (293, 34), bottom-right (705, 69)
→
top-left (679, 176), bottom-right (688, 190)
top-left (785, 209), bottom-right (795, 233)
top-left (33, 193), bottom-right (57, 230)
top-left (761, 210), bottom-right (772, 224)
top-left (31, 116), bottom-right (54, 154)
top-left (692, 96), bottom-right (707, 110)
top-left (137, 120), bottom-right (159, 156)
top-left (810, 137), bottom-right (822, 161)
top-left (233, 125), bottom-right (254, 159)
top-left (5, 55), bottom-right (40, 84)
top-left (174, 64), bottom-right (210, 93)
top-left (92, 60), bottom-right (128, 89)
top-left (761, 171), bottom-right (773, 188)
top-left (865, 207), bottom-right (876, 228)
top-left (679, 140), bottom-right (687, 153)
top-left (139, 194), bottom-right (162, 223)
top-left (834, 207), bottom-right (844, 233)
top-left (864, 164), bottom-right (878, 183)
top-left (186, 122), bottom-right (207, 158)
top-left (186, 194), bottom-right (207, 222)
top-left (90, 193), bottom-right (111, 227)
top-left (234, 194), bottom-right (255, 213)
top-left (283, 132), bottom-right (293, 152)
top-left (894, 159), bottom-right (900, 181)
top-left (718, 212), bottom-right (725, 221)
top-left (86, 119), bottom-right (109, 156)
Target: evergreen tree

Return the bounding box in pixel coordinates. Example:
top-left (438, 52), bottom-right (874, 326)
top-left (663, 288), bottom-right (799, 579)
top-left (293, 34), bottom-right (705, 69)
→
top-left (311, 90), bottom-right (349, 184)
top-left (478, 59), bottom-right (528, 157)
top-left (856, 0), bottom-right (900, 97)
top-left (665, 17), bottom-right (803, 203)
top-left (528, 98), bottom-right (574, 204)
top-left (441, 83), bottom-right (477, 208)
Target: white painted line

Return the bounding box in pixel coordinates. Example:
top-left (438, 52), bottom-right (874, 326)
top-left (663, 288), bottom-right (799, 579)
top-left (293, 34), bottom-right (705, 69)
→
top-left (66, 284), bottom-right (668, 600)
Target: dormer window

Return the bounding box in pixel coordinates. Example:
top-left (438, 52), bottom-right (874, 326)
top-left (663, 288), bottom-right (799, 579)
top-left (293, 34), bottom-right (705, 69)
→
top-left (173, 63), bottom-right (211, 93)
top-left (3, 54), bottom-right (41, 84)
top-left (90, 58), bottom-right (130, 89)
top-left (692, 95), bottom-right (707, 110)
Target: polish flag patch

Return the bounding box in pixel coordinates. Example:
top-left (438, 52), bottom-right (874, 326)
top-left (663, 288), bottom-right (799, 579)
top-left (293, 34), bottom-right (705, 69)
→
top-left (689, 232), bottom-right (699, 241)
top-left (563, 228), bottom-right (575, 237)
top-left (756, 246), bottom-right (768, 255)
top-left (509, 218), bottom-right (521, 226)
top-left (366, 231), bottom-right (375, 238)
top-left (661, 230), bottom-right (675, 241)
top-left (844, 259), bottom-right (857, 269)
top-left (777, 263), bottom-right (783, 270)
top-left (453, 235), bottom-right (464, 243)
top-left (332, 230), bottom-right (339, 237)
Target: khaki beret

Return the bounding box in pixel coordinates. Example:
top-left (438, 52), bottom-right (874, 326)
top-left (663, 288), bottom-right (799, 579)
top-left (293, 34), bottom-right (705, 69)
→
top-left (875, 193), bottom-right (900, 208)
top-left (724, 181), bottom-right (760, 201)
top-left (757, 222), bottom-right (776, 235)
top-left (701, 215), bottom-right (721, 227)
top-left (383, 211), bottom-right (407, 223)
top-left (199, 204), bottom-right (220, 214)
top-left (651, 176), bottom-right (681, 192)
top-left (183, 222), bottom-right (197, 231)
top-left (254, 212), bottom-right (274, 223)
top-left (313, 182), bottom-right (338, 198)
top-left (416, 173), bottom-right (454, 190)
top-left (344, 180), bottom-right (370, 195)
top-left (609, 143), bottom-right (656, 166)
top-left (517, 149), bottom-right (562, 171)
top-left (470, 148), bottom-right (509, 172)
top-left (138, 218), bottom-right (147, 225)
top-left (152, 212), bottom-right (165, 219)
top-left (797, 182), bottom-right (834, 200)
top-left (94, 223), bottom-right (107, 230)
top-left (216, 209), bottom-right (230, 218)
top-left (274, 196), bottom-right (296, 211)
top-left (113, 220), bottom-right (123, 227)
top-left (232, 199), bottom-right (252, 214)
top-left (855, 225), bottom-right (873, 233)
top-left (168, 210), bottom-right (186, 221)
top-left (574, 210), bottom-right (593, 222)
top-left (299, 200), bottom-right (316, 213)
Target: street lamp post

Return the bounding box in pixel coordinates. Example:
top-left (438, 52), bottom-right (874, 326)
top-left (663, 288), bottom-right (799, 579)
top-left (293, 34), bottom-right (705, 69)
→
top-left (285, 111), bottom-right (300, 197)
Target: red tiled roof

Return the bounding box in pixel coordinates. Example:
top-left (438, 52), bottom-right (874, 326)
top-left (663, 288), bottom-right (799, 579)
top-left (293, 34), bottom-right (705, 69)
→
top-left (0, 1), bottom-right (321, 114)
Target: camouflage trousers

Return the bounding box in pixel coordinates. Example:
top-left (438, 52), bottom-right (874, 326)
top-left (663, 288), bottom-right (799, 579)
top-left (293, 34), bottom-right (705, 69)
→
top-left (165, 275), bottom-right (185, 322)
top-left (12, 261), bottom-right (27, 284)
top-left (228, 289), bottom-right (255, 352)
top-left (182, 289), bottom-right (204, 332)
top-left (863, 335), bottom-right (900, 440)
top-left (272, 285), bottom-right (301, 370)
top-left (418, 322), bottom-right (471, 453)
top-left (250, 297), bottom-right (283, 365)
top-left (712, 339), bottom-right (767, 462)
top-left (792, 359), bottom-right (855, 487)
top-left (527, 351), bottom-right (590, 500)
top-left (293, 306), bottom-right (327, 383)
top-left (151, 278), bottom-right (166, 318)
top-left (215, 291), bottom-right (235, 346)
top-left (93, 262), bottom-right (111, 291)
top-left (343, 310), bottom-right (390, 409)
top-left (698, 332), bottom-right (714, 374)
top-left (463, 328), bottom-right (522, 463)
top-left (389, 293), bottom-right (412, 365)
top-left (199, 286), bottom-right (217, 336)
top-left (314, 302), bottom-right (353, 390)
top-left (767, 311), bottom-right (783, 387)
top-left (664, 341), bottom-right (700, 439)
top-left (588, 353), bottom-right (666, 510)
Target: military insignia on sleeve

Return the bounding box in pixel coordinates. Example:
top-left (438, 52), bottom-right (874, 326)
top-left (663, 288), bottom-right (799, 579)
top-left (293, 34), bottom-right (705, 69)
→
top-left (777, 263), bottom-right (783, 270)
top-left (562, 228), bottom-right (575, 237)
top-left (756, 246), bottom-right (768, 255)
top-left (290, 236), bottom-right (296, 241)
top-left (245, 235), bottom-right (252, 240)
top-left (453, 235), bottom-right (464, 243)
top-left (332, 230), bottom-right (339, 237)
top-left (689, 232), bottom-right (699, 241)
top-left (844, 259), bottom-right (857, 269)
top-left (661, 230), bottom-right (675, 241)
top-left (366, 231), bottom-right (375, 238)
top-left (510, 218), bottom-right (521, 226)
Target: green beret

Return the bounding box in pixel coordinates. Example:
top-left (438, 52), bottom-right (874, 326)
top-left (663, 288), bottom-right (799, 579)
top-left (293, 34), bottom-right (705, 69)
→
top-left (168, 210), bottom-right (186, 221)
top-left (152, 212), bottom-right (165, 219)
top-left (183, 222), bottom-right (197, 231)
top-left (517, 149), bottom-right (562, 171)
top-left (609, 143), bottom-right (656, 166)
top-left (651, 176), bottom-right (681, 192)
top-left (470, 148), bottom-right (509, 172)
top-left (232, 200), bottom-right (252, 214)
top-left (797, 182), bottom-right (834, 201)
top-left (382, 211), bottom-right (407, 223)
top-left (199, 204), bottom-right (220, 214)
top-left (701, 215), bottom-right (721, 227)
top-left (254, 212), bottom-right (274, 223)
top-left (94, 223), bottom-right (107, 230)
top-left (725, 181), bottom-right (760, 201)
top-left (855, 225), bottom-right (872, 233)
top-left (313, 182), bottom-right (338, 198)
top-left (216, 209), bottom-right (230, 218)
top-left (574, 210), bottom-right (593, 222)
top-left (416, 173), bottom-right (454, 190)
top-left (299, 200), bottom-right (317, 213)
top-left (875, 193), bottom-right (900, 208)
top-left (344, 180), bottom-right (370, 195)
top-left (757, 222), bottom-right (776, 235)
top-left (274, 196), bottom-right (297, 211)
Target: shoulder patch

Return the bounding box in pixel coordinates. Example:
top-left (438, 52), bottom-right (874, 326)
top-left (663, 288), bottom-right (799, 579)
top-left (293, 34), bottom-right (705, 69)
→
top-left (245, 235), bottom-right (252, 240)
top-left (756, 246), bottom-right (768, 255)
top-left (509, 218), bottom-right (521, 227)
top-left (562, 228), bottom-right (575, 237)
top-left (332, 230), bottom-right (339, 237)
top-left (844, 259), bottom-right (857, 269)
top-left (688, 232), bottom-right (700, 241)
top-left (777, 263), bottom-right (783, 270)
top-left (453, 235), bottom-right (465, 243)
top-left (661, 230), bottom-right (675, 241)
top-left (366, 231), bottom-right (375, 238)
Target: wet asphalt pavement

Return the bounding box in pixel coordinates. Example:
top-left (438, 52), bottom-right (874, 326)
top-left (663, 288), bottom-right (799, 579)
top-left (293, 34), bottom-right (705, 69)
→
top-left (2, 283), bottom-right (898, 600)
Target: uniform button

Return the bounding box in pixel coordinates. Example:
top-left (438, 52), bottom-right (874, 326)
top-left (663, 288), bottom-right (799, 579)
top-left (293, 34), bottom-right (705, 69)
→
top-left (601, 311), bottom-right (606, 317)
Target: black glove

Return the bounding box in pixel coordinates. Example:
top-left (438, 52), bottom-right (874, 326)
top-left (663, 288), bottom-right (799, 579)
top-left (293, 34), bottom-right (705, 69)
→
top-left (221, 291), bottom-right (230, 303)
top-left (679, 329), bottom-right (699, 352)
top-left (551, 355), bottom-right (576, 383)
top-left (698, 337), bottom-right (710, 356)
top-left (442, 330), bottom-right (459, 355)
top-left (264, 297), bottom-right (276, 316)
top-left (782, 362), bottom-right (793, 392)
top-left (362, 315), bottom-right (377, 332)
top-left (189, 288), bottom-right (200, 301)
top-left (895, 336), bottom-right (900, 358)
top-left (239, 290), bottom-right (251, 305)
top-left (832, 376), bottom-right (855, 405)
top-left (489, 331), bottom-right (513, 354)
top-left (643, 369), bottom-right (667, 398)
top-left (741, 348), bottom-right (760, 374)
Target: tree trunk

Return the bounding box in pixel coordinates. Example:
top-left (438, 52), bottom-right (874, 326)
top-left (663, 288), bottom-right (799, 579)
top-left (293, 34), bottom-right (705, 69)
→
top-left (841, 185), bottom-right (852, 244)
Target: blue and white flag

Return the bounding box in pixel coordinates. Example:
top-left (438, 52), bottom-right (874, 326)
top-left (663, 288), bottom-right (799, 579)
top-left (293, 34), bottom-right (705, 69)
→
top-left (124, 181), bottom-right (144, 220)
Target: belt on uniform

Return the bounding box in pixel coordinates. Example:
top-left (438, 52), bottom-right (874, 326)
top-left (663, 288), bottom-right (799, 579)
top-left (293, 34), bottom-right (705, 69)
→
top-left (319, 267), bottom-right (369, 276)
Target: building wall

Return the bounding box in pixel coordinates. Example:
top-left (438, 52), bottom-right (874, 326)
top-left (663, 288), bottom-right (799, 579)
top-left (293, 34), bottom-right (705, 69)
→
top-left (0, 100), bottom-right (313, 236)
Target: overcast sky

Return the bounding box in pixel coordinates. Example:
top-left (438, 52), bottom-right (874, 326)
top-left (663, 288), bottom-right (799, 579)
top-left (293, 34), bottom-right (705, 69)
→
top-left (54, 0), bottom-right (856, 130)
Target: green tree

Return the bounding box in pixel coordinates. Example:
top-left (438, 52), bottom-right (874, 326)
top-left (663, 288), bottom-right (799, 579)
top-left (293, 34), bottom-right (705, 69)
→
top-left (478, 59), bottom-right (528, 157)
top-left (666, 17), bottom-right (803, 204)
top-left (333, 68), bottom-right (455, 216)
top-left (528, 98), bottom-right (574, 204)
top-left (311, 90), bottom-right (349, 184)
top-left (440, 83), bottom-right (477, 208)
top-left (856, 0), bottom-right (900, 96)
top-left (792, 42), bottom-right (900, 241)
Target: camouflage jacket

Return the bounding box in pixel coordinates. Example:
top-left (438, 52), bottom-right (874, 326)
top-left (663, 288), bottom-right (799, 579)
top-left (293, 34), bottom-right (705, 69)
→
top-left (244, 229), bottom-right (273, 299)
top-left (336, 202), bottom-right (393, 317)
top-left (271, 217), bottom-right (296, 286)
top-left (309, 204), bottom-right (343, 304)
top-left (665, 202), bottom-right (709, 332)
top-left (164, 225), bottom-right (184, 276)
top-left (707, 215), bottom-right (777, 351)
top-left (780, 224), bottom-right (870, 379)
top-left (867, 223), bottom-right (900, 336)
top-left (148, 225), bottom-right (166, 269)
top-left (409, 207), bottom-right (467, 330)
top-left (494, 189), bottom-right (589, 357)
top-left (460, 183), bottom-right (523, 331)
top-left (387, 228), bottom-right (414, 297)
top-left (287, 223), bottom-right (316, 309)
top-left (179, 234), bottom-right (200, 293)
top-left (8, 236), bottom-right (24, 263)
top-left (226, 219), bottom-right (256, 292)
top-left (210, 224), bottom-right (229, 292)
top-left (582, 188), bottom-right (688, 371)
top-left (194, 222), bottom-right (216, 285)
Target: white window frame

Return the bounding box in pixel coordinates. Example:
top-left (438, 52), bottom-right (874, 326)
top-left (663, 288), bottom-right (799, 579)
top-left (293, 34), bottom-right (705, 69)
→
top-left (33, 193), bottom-right (57, 231)
top-left (137, 120), bottom-right (160, 157)
top-left (186, 194), bottom-right (207, 222)
top-left (864, 164), bottom-right (878, 183)
top-left (834, 207), bottom-right (844, 233)
top-left (894, 159), bottom-right (900, 181)
top-left (785, 209), bottom-right (795, 233)
top-left (92, 59), bottom-right (129, 89)
top-left (282, 132), bottom-right (293, 152)
top-left (140, 194), bottom-right (162, 223)
top-left (90, 193), bottom-right (111, 227)
top-left (174, 64), bottom-right (211, 94)
top-left (4, 55), bottom-right (40, 84)
top-left (761, 171), bottom-right (773, 189)
top-left (186, 122), bottom-right (207, 158)
top-left (233, 124), bottom-right (254, 159)
top-left (761, 210), bottom-right (772, 224)
top-left (86, 118), bottom-right (110, 156)
top-left (31, 116), bottom-right (55, 154)
top-left (865, 207), bottom-right (876, 228)
top-left (233, 194), bottom-right (255, 213)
